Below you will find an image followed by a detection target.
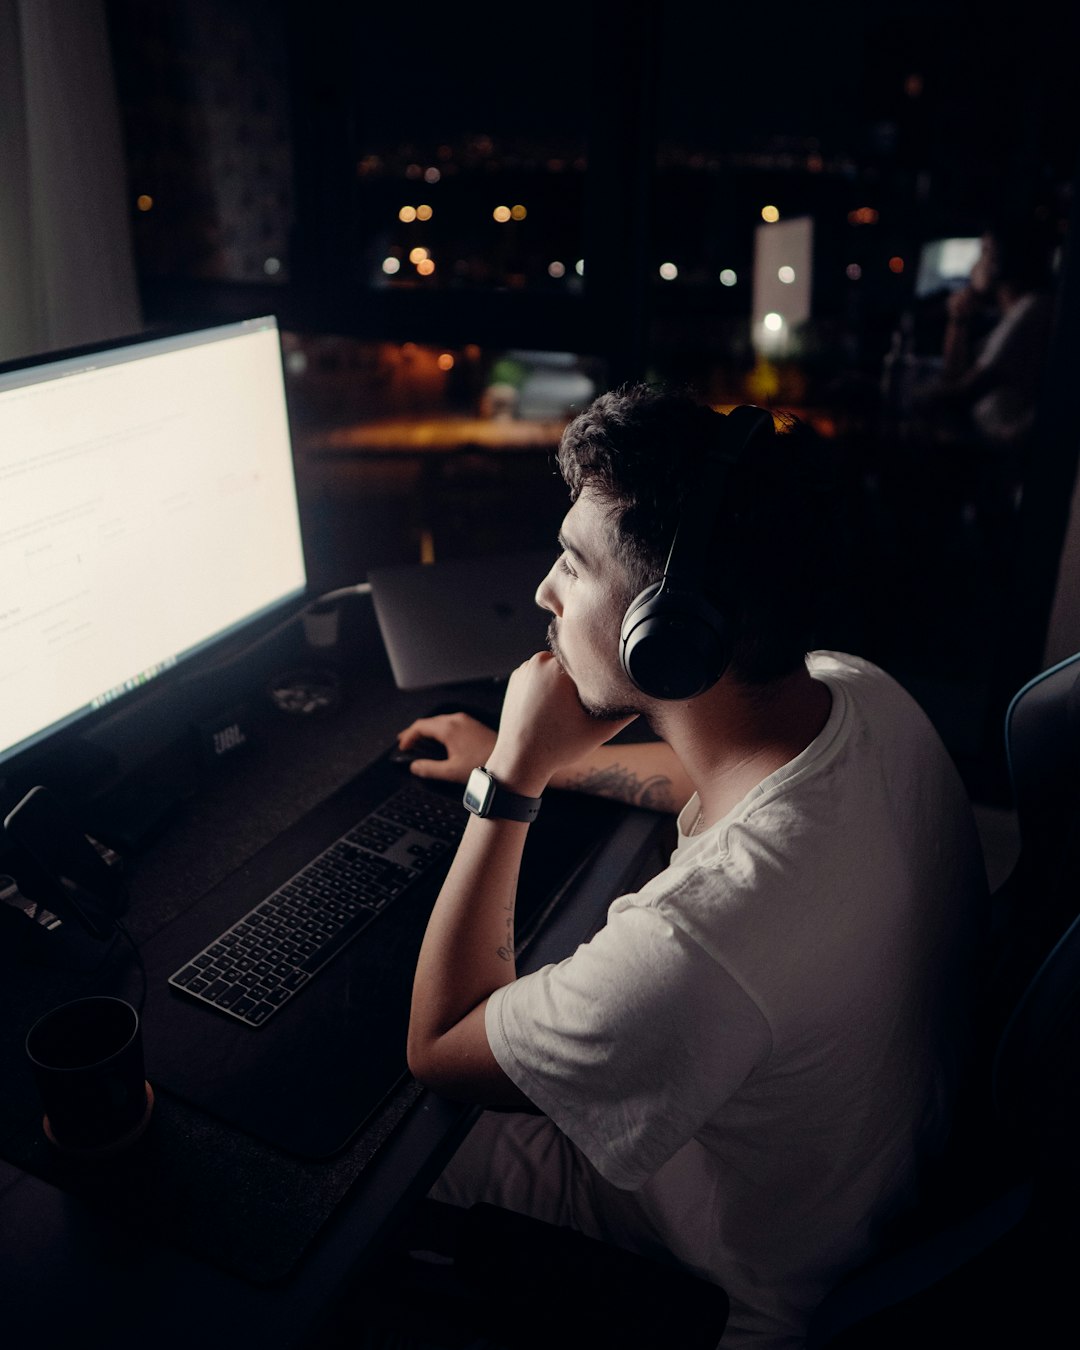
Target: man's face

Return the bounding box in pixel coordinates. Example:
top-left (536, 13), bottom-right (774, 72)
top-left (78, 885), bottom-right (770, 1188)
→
top-left (970, 232), bottom-right (1000, 295)
top-left (534, 491), bottom-right (645, 720)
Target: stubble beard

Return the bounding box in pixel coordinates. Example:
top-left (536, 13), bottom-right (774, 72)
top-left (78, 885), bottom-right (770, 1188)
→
top-left (546, 619), bottom-right (641, 722)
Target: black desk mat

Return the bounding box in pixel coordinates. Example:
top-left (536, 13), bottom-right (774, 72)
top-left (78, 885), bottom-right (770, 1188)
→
top-left (0, 762), bottom-right (626, 1285)
top-left (137, 759), bottom-right (622, 1161)
top-left (0, 1057), bottom-right (424, 1285)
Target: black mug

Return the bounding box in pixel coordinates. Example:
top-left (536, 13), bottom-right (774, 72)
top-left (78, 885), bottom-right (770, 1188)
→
top-left (25, 996), bottom-right (153, 1156)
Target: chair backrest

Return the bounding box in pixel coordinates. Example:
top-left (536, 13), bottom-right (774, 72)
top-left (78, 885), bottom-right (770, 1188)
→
top-left (805, 891), bottom-right (1080, 1350)
top-left (987, 650), bottom-right (1080, 1019)
top-left (992, 903), bottom-right (1080, 1159)
top-left (1004, 649), bottom-right (1080, 846)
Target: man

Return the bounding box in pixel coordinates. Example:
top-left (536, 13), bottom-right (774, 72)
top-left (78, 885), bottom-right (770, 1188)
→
top-left (925, 221), bottom-right (1055, 453)
top-left (399, 385), bottom-right (987, 1347)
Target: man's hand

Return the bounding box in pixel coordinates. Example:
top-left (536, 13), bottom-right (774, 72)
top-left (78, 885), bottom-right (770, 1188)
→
top-left (397, 713), bottom-right (497, 783)
top-left (397, 653), bottom-right (636, 796)
top-left (486, 652), bottom-right (636, 797)
top-left (946, 285), bottom-right (977, 323)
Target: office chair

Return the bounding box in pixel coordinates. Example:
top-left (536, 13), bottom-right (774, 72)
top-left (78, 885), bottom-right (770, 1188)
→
top-left (979, 649), bottom-right (1080, 1031)
top-left (805, 903), bottom-right (1080, 1348)
top-left (804, 651), bottom-right (1080, 1348)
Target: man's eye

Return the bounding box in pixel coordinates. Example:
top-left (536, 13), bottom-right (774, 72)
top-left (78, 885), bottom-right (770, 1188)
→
top-left (557, 554), bottom-right (577, 578)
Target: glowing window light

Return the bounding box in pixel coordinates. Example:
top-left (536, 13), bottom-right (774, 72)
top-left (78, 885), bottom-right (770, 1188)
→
top-left (424, 167), bottom-right (441, 183)
top-left (417, 258), bottom-right (435, 276)
top-left (409, 246), bottom-right (429, 264)
top-left (437, 353), bottom-right (454, 371)
top-left (510, 204), bottom-right (527, 220)
top-left (846, 263), bottom-right (862, 280)
top-left (778, 265), bottom-right (795, 284)
top-left (416, 204), bottom-right (433, 221)
top-left (136, 194), bottom-right (153, 211)
top-left (763, 312), bottom-right (784, 332)
top-left (398, 205), bottom-right (417, 223)
top-left (263, 257), bottom-right (281, 275)
top-left (761, 205), bottom-right (780, 223)
top-left (548, 261), bottom-right (566, 278)
top-left (659, 262), bottom-right (678, 281)
top-left (493, 205), bottom-right (512, 223)
top-left (888, 256), bottom-right (905, 274)
top-left (575, 259), bottom-right (585, 276)
top-left (719, 269), bottom-right (737, 287)
top-left (405, 163), bottom-right (422, 179)
top-left (847, 207), bottom-right (879, 226)
top-left (382, 257), bottom-right (401, 274)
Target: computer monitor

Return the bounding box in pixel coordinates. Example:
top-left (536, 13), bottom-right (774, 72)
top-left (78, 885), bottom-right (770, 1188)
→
top-left (0, 316), bottom-right (307, 780)
top-left (914, 236), bottom-right (982, 298)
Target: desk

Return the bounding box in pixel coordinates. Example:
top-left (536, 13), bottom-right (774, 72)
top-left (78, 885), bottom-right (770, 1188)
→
top-left (0, 600), bottom-right (671, 1349)
top-left (292, 416), bottom-right (573, 581)
top-left (303, 413), bottom-right (569, 457)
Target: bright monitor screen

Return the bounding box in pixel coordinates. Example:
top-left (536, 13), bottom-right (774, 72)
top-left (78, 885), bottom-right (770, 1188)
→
top-left (915, 237), bottom-right (982, 298)
top-left (0, 316), bottom-right (307, 772)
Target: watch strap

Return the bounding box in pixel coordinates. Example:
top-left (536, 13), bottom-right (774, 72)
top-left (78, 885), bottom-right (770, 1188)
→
top-left (463, 767), bottom-right (543, 823)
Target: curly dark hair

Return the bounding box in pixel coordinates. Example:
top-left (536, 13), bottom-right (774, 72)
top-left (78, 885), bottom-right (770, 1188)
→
top-left (555, 382), bottom-right (842, 685)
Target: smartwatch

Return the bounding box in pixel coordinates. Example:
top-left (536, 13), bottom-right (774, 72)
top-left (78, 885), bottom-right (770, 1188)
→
top-left (463, 767), bottom-right (543, 823)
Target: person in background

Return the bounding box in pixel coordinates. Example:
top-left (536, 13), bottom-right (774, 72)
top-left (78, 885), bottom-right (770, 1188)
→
top-left (398, 384), bottom-right (987, 1348)
top-left (915, 219), bottom-right (1056, 455)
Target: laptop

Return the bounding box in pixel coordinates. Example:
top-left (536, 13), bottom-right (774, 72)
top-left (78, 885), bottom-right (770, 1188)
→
top-left (368, 548), bottom-right (555, 690)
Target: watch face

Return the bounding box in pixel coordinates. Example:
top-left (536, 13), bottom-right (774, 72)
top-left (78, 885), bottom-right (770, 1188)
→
top-left (463, 767), bottom-right (492, 816)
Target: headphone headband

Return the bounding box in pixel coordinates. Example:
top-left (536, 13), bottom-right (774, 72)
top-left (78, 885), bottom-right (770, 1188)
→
top-left (661, 405), bottom-right (775, 587)
top-left (618, 403), bottom-right (775, 700)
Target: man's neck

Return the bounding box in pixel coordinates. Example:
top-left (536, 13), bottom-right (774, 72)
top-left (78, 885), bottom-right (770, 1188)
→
top-left (653, 663), bottom-right (833, 831)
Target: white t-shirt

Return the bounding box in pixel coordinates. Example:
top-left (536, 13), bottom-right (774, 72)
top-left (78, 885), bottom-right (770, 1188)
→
top-left (971, 291), bottom-right (1055, 447)
top-left (486, 652), bottom-right (988, 1347)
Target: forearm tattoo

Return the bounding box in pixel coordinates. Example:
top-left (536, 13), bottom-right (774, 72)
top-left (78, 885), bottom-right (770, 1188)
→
top-left (496, 894), bottom-right (514, 962)
top-left (567, 764), bottom-right (678, 812)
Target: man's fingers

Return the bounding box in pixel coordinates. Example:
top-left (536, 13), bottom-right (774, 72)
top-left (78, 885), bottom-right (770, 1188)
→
top-left (398, 716), bottom-right (449, 748)
top-left (409, 757), bottom-right (456, 781)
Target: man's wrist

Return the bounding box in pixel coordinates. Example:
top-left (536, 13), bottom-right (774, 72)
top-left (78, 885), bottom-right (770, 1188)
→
top-left (483, 749), bottom-right (552, 800)
top-left (463, 766), bottom-right (543, 822)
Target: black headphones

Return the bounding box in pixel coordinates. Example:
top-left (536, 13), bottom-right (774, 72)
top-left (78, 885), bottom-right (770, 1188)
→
top-left (618, 404), bottom-right (776, 700)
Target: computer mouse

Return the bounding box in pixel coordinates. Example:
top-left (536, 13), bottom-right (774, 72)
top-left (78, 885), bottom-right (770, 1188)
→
top-left (390, 736), bottom-right (449, 764)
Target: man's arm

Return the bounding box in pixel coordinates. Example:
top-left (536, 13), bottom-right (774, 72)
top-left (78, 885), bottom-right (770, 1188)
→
top-left (405, 810), bottom-right (536, 1107)
top-left (406, 653), bottom-right (634, 1101)
top-left (398, 713), bottom-right (693, 814)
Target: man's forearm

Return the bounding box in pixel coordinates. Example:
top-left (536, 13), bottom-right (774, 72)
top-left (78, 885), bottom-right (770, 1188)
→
top-left (549, 741), bottom-right (693, 813)
top-left (405, 649), bottom-right (650, 1101)
top-left (407, 813), bottom-right (529, 1084)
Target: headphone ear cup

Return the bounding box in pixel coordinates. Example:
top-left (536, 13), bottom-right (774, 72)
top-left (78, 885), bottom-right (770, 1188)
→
top-left (620, 582), bottom-right (733, 700)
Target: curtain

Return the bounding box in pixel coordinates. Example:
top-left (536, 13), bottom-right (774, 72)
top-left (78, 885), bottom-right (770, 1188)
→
top-left (0, 0), bottom-right (141, 362)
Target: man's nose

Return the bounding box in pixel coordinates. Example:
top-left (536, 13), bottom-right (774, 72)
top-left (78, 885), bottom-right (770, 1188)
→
top-left (535, 563), bottom-right (561, 616)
